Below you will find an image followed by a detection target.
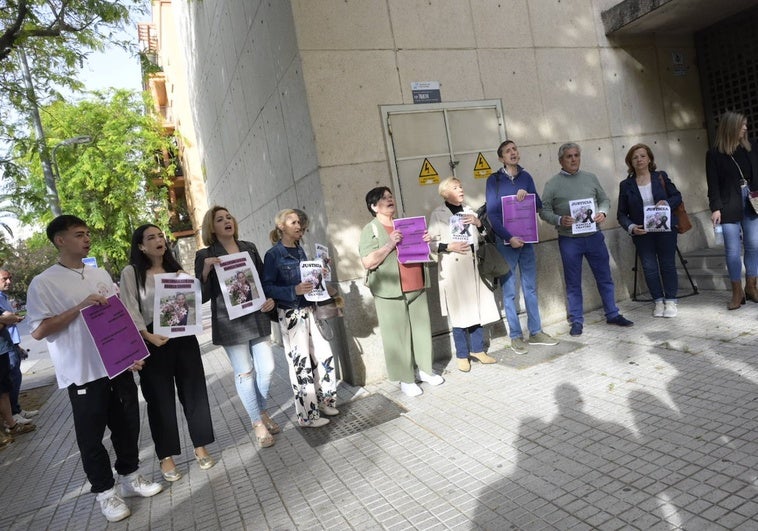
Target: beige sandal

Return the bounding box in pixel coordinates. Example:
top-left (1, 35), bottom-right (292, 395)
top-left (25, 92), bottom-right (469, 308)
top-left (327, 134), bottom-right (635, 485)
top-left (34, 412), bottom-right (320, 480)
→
top-left (261, 412), bottom-right (281, 434)
top-left (253, 422), bottom-right (274, 448)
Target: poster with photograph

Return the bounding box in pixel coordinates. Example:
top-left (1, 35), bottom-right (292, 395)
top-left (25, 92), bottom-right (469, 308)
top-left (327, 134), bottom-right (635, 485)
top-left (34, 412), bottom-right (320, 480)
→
top-left (213, 252), bottom-right (266, 319)
top-left (569, 198), bottom-right (597, 235)
top-left (314, 243), bottom-right (332, 282)
top-left (644, 205), bottom-right (672, 232)
top-left (301, 261), bottom-right (330, 302)
top-left (502, 194), bottom-right (539, 243)
top-left (449, 214), bottom-right (473, 244)
top-left (153, 273), bottom-right (203, 337)
top-left (393, 216), bottom-right (431, 263)
top-left (81, 295), bottom-right (150, 379)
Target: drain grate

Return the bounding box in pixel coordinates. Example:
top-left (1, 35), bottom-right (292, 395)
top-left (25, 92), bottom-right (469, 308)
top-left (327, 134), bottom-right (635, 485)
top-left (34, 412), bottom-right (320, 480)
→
top-left (298, 394), bottom-right (407, 447)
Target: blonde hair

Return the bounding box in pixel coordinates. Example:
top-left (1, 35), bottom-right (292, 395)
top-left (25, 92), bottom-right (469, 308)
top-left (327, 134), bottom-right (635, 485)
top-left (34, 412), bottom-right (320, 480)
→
top-left (201, 206), bottom-right (238, 246)
top-left (714, 111), bottom-right (751, 155)
top-left (438, 176), bottom-right (461, 198)
top-left (269, 208), bottom-right (299, 244)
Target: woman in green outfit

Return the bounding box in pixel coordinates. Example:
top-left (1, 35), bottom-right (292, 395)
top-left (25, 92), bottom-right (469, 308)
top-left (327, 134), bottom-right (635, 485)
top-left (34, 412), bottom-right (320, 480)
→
top-left (359, 186), bottom-right (444, 397)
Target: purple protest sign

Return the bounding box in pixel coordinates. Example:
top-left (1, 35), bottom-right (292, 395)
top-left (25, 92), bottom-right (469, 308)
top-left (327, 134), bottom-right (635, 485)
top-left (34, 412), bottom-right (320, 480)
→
top-left (81, 295), bottom-right (150, 379)
top-left (502, 194), bottom-right (539, 243)
top-left (393, 216), bottom-right (431, 264)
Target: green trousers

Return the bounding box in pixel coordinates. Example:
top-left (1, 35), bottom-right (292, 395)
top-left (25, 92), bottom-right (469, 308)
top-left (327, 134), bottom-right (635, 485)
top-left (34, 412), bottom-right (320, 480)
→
top-left (373, 289), bottom-right (433, 383)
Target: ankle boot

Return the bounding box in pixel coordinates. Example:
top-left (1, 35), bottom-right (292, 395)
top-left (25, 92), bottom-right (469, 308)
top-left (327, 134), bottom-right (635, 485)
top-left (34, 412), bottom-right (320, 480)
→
top-left (470, 352), bottom-right (497, 364)
top-left (745, 277), bottom-right (758, 302)
top-left (728, 280), bottom-right (746, 310)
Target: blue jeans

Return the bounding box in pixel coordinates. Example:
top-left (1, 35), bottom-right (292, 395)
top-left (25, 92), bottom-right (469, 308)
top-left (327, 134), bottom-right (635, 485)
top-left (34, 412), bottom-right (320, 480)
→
top-left (223, 339), bottom-right (275, 424)
top-left (633, 231), bottom-right (678, 300)
top-left (8, 345), bottom-right (21, 415)
top-left (496, 240), bottom-right (542, 338)
top-left (452, 325), bottom-right (484, 358)
top-left (722, 200), bottom-right (758, 281)
top-left (558, 232), bottom-right (619, 324)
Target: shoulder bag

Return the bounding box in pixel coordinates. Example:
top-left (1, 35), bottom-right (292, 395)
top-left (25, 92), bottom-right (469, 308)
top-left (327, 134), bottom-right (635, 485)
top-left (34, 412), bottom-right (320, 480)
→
top-left (658, 174), bottom-right (691, 234)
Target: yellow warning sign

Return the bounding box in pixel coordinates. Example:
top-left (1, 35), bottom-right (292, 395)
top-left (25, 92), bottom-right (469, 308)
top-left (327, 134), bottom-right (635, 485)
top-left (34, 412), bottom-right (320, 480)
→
top-left (473, 152), bottom-right (492, 179)
top-left (418, 158), bottom-right (440, 185)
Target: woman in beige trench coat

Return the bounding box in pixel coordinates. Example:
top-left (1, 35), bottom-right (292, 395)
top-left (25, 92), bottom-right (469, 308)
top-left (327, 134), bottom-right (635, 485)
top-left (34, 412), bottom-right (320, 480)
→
top-left (429, 177), bottom-right (502, 372)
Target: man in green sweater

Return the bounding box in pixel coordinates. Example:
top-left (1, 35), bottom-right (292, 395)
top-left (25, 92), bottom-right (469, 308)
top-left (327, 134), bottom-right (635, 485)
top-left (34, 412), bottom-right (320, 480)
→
top-left (540, 143), bottom-right (633, 336)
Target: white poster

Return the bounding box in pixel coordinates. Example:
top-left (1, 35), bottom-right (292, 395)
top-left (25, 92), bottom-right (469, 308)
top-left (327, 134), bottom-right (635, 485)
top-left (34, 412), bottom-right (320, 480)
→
top-left (314, 243), bottom-right (332, 282)
top-left (153, 273), bottom-right (203, 338)
top-left (449, 214), bottom-right (473, 244)
top-left (644, 205), bottom-right (672, 232)
top-left (301, 261), bottom-right (330, 302)
top-left (213, 252), bottom-right (266, 320)
top-left (570, 198), bottom-right (597, 235)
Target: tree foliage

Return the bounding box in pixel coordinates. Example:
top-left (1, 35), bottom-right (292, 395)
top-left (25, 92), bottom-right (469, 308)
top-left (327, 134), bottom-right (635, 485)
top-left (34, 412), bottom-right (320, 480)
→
top-left (0, 233), bottom-right (58, 304)
top-left (0, 0), bottom-right (145, 145)
top-left (8, 89), bottom-right (175, 275)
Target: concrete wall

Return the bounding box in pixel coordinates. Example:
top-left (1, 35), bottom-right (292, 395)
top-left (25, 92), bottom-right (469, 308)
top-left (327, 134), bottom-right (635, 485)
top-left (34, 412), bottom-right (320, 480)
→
top-left (174, 0), bottom-right (712, 384)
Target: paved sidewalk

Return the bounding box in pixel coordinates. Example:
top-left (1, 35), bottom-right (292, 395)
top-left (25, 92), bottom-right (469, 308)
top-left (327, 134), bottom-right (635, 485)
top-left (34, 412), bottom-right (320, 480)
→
top-left (1, 290), bottom-right (757, 530)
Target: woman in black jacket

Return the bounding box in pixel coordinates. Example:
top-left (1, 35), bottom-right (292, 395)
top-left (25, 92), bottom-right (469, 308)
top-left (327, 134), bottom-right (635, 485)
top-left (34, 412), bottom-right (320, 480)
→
top-left (706, 111), bottom-right (758, 309)
top-left (194, 206), bottom-right (279, 448)
top-left (618, 144), bottom-right (683, 317)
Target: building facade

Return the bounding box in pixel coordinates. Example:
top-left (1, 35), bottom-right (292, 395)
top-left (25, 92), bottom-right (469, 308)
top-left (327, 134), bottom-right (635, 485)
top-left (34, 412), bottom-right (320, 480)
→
top-left (161, 0), bottom-right (758, 384)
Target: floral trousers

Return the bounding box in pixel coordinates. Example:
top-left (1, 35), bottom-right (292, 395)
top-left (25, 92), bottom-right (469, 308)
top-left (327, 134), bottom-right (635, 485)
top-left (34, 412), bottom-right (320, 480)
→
top-left (277, 307), bottom-right (337, 422)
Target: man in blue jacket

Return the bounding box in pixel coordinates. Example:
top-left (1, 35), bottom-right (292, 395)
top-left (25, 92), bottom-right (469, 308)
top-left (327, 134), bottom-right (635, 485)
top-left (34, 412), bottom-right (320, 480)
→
top-left (486, 140), bottom-right (558, 354)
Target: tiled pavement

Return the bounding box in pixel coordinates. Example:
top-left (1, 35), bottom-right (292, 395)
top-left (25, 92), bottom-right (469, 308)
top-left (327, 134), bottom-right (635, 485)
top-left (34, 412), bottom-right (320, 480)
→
top-left (1, 290), bottom-right (758, 530)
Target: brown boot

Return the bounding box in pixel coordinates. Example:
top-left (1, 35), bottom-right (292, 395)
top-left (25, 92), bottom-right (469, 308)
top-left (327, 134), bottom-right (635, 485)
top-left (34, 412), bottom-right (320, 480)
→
top-left (728, 280), bottom-right (746, 310)
top-left (745, 277), bottom-right (758, 302)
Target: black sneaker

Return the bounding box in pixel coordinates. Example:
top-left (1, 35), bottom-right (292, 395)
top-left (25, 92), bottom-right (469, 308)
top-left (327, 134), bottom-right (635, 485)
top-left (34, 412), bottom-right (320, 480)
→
top-left (569, 322), bottom-right (583, 336)
top-left (607, 314), bottom-right (634, 327)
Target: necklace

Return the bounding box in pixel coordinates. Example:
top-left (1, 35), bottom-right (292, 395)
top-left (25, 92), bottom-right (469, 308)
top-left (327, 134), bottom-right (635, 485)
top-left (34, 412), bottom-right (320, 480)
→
top-left (57, 261), bottom-right (85, 280)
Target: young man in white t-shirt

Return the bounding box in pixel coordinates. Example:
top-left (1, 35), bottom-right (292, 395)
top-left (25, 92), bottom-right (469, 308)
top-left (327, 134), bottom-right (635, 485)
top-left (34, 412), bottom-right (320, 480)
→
top-left (26, 215), bottom-right (163, 523)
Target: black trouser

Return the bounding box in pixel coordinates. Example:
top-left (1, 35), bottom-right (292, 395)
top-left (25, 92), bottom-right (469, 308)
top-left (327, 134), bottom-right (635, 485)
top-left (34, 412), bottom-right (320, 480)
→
top-left (67, 372), bottom-right (140, 493)
top-left (139, 335), bottom-right (214, 459)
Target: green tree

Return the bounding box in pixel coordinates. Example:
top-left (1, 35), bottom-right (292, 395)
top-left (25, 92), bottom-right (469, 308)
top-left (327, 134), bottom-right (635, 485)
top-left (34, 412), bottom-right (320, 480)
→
top-left (0, 1), bottom-right (144, 145)
top-left (9, 89), bottom-right (175, 275)
top-left (0, 233), bottom-right (58, 304)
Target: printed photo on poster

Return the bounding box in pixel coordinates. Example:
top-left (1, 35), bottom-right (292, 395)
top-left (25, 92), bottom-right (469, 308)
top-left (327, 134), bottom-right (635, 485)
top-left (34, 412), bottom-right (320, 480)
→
top-left (314, 243), bottom-right (332, 282)
top-left (301, 261), bottom-right (330, 302)
top-left (81, 295), bottom-right (150, 379)
top-left (153, 273), bottom-right (204, 338)
top-left (393, 216), bottom-right (431, 264)
top-left (449, 214), bottom-right (472, 243)
top-left (644, 205), bottom-right (672, 232)
top-left (569, 198), bottom-right (597, 235)
top-left (213, 252), bottom-right (266, 319)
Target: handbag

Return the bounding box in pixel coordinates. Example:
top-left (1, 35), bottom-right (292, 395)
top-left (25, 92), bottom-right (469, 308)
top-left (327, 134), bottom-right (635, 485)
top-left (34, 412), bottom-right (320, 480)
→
top-left (658, 174), bottom-right (691, 234)
top-left (729, 156), bottom-right (758, 215)
top-left (312, 284), bottom-right (343, 339)
top-left (476, 241), bottom-right (510, 291)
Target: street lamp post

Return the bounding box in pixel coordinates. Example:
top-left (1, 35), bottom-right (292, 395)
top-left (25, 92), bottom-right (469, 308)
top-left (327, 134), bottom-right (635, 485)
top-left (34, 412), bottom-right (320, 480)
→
top-left (51, 135), bottom-right (93, 211)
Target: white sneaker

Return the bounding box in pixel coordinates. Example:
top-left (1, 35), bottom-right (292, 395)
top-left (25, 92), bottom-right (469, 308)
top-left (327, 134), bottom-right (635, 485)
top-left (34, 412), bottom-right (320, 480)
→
top-left (96, 488), bottom-right (130, 522)
top-left (400, 382), bottom-right (423, 397)
top-left (653, 300), bottom-right (664, 317)
top-left (663, 300), bottom-right (678, 318)
top-left (418, 370), bottom-right (444, 386)
top-left (318, 404), bottom-right (340, 416)
top-left (12, 414), bottom-right (32, 425)
top-left (119, 473), bottom-right (163, 498)
top-left (20, 409), bottom-right (39, 418)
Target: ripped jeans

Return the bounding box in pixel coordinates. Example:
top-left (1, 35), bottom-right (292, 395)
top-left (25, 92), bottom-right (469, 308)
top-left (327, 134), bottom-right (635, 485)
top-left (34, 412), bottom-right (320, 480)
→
top-left (223, 339), bottom-right (275, 424)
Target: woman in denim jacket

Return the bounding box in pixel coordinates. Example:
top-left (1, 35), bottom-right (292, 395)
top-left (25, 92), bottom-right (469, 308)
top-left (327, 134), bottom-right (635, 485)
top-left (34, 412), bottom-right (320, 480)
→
top-left (262, 209), bottom-right (337, 428)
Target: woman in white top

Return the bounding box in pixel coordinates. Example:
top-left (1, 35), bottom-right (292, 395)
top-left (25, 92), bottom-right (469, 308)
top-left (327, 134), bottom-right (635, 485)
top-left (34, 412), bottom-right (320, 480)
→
top-left (120, 224), bottom-right (215, 482)
top-left (617, 144), bottom-right (683, 317)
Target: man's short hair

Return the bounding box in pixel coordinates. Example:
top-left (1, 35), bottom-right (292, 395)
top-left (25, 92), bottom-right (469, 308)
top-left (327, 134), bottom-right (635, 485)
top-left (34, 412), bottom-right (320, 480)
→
top-left (557, 142), bottom-right (581, 160)
top-left (46, 215), bottom-right (88, 244)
